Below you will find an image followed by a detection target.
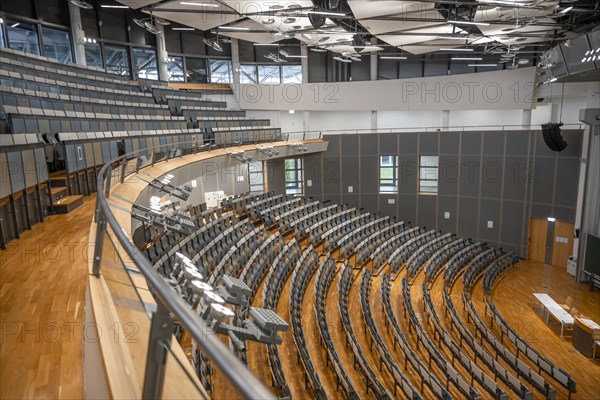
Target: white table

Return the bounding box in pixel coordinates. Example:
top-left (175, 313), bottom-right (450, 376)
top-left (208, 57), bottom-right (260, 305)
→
top-left (533, 293), bottom-right (575, 338)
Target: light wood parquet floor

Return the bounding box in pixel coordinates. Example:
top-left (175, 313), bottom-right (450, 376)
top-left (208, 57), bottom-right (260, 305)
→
top-left (2, 200), bottom-right (599, 400)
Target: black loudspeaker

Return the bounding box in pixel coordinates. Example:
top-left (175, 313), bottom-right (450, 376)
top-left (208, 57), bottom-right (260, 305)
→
top-left (308, 12), bottom-right (325, 29)
top-left (541, 122), bottom-right (568, 152)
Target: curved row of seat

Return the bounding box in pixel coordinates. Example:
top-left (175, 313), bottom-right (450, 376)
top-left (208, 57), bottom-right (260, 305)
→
top-left (337, 216), bottom-right (390, 259)
top-left (338, 263), bottom-right (393, 399)
top-left (354, 220), bottom-right (407, 266)
top-left (359, 269), bottom-right (423, 399)
top-left (372, 226), bottom-right (424, 275)
top-left (313, 255), bottom-right (360, 400)
top-left (262, 238), bottom-right (302, 398)
top-left (387, 229), bottom-right (444, 278)
top-left (289, 246), bottom-right (327, 400)
top-left (405, 233), bottom-right (455, 280)
top-left (440, 251), bottom-right (534, 399)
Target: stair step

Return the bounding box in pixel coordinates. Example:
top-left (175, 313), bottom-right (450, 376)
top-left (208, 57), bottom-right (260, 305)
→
top-left (53, 195), bottom-right (84, 214)
top-left (49, 177), bottom-right (68, 187)
top-left (50, 187), bottom-right (68, 202)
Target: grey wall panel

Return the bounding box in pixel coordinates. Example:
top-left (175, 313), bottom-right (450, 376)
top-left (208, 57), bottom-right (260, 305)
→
top-left (440, 132), bottom-right (459, 154)
top-left (418, 195), bottom-right (437, 229)
top-left (101, 142), bottom-right (112, 164)
top-left (341, 135), bottom-right (359, 155)
top-left (325, 135), bottom-right (341, 155)
top-left (554, 158), bottom-right (579, 207)
top-left (418, 132), bottom-right (438, 155)
top-left (344, 194), bottom-right (359, 209)
top-left (399, 133), bottom-right (418, 154)
top-left (501, 201), bottom-right (524, 245)
top-left (322, 157), bottom-right (341, 194)
top-left (34, 148), bottom-right (48, 183)
top-left (480, 156), bottom-right (503, 199)
top-left (84, 143), bottom-right (95, 168)
top-left (303, 154), bottom-right (322, 199)
top-left (324, 193), bottom-right (341, 205)
top-left (21, 150), bottom-right (37, 188)
top-left (459, 155), bottom-right (480, 198)
top-left (553, 206), bottom-right (575, 223)
top-left (483, 131), bottom-right (505, 155)
top-left (0, 152), bottom-right (11, 199)
top-left (503, 157), bottom-right (528, 201)
top-left (398, 155), bottom-right (418, 194)
top-left (458, 197), bottom-right (478, 239)
top-left (360, 155), bottom-right (379, 194)
top-left (379, 134), bottom-right (398, 155)
top-left (265, 159), bottom-right (285, 195)
top-left (438, 155), bottom-right (459, 196)
top-left (438, 195), bottom-right (457, 233)
top-left (505, 131), bottom-right (530, 156)
top-left (531, 157), bottom-right (556, 204)
top-left (461, 132), bottom-right (482, 154)
top-left (379, 194), bottom-right (397, 217)
top-left (560, 130), bottom-right (583, 158)
top-left (398, 194), bottom-right (416, 224)
top-left (6, 151), bottom-right (25, 192)
top-left (341, 156), bottom-right (359, 195)
top-left (531, 203), bottom-right (552, 219)
top-left (360, 134), bottom-right (378, 155)
top-left (479, 199), bottom-right (500, 244)
top-left (360, 194), bottom-right (378, 214)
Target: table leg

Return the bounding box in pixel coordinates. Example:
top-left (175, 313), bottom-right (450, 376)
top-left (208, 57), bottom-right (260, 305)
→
top-left (560, 323), bottom-right (564, 338)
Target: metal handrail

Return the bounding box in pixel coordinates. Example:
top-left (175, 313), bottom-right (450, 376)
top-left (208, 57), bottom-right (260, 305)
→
top-left (93, 141), bottom-right (277, 399)
top-left (281, 123), bottom-right (585, 138)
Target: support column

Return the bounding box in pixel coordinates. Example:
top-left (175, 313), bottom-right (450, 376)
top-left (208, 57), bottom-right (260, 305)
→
top-left (68, 2), bottom-right (86, 66)
top-left (301, 44), bottom-right (309, 83)
top-left (370, 38), bottom-right (377, 131)
top-left (303, 111), bottom-right (310, 133)
top-left (522, 109), bottom-right (532, 128)
top-left (156, 24), bottom-right (169, 82)
top-left (231, 38), bottom-right (241, 85)
top-left (441, 110), bottom-right (450, 129)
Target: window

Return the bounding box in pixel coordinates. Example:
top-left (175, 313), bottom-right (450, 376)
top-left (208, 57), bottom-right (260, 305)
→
top-left (0, 20), bottom-right (6, 48)
top-left (167, 56), bottom-right (184, 82)
top-left (105, 45), bottom-right (130, 77)
top-left (186, 57), bottom-right (207, 83)
top-left (285, 158), bottom-right (303, 195)
top-left (379, 156), bottom-right (398, 193)
top-left (419, 155), bottom-right (439, 194)
top-left (84, 42), bottom-right (103, 69)
top-left (257, 65), bottom-right (280, 84)
top-left (6, 20), bottom-right (40, 55)
top-left (248, 161), bottom-right (265, 193)
top-left (41, 27), bottom-right (72, 64)
top-left (282, 65), bottom-right (302, 83)
top-left (133, 48), bottom-right (158, 80)
top-left (240, 64), bottom-right (257, 84)
top-left (209, 59), bottom-right (232, 83)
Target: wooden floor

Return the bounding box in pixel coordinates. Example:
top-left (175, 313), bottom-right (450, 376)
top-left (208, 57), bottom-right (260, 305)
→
top-left (0, 195), bottom-right (95, 399)
top-left (2, 198), bottom-right (600, 400)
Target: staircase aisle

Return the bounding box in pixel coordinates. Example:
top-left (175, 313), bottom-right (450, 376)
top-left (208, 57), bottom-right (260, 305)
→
top-left (0, 195), bottom-right (95, 399)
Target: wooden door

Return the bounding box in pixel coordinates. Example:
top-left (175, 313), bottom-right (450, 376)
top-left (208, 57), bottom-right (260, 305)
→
top-left (552, 221), bottom-right (574, 268)
top-left (528, 217), bottom-right (548, 262)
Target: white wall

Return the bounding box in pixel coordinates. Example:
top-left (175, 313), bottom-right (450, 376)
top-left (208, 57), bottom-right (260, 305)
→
top-left (448, 109), bottom-right (524, 128)
top-left (377, 110), bottom-right (443, 129)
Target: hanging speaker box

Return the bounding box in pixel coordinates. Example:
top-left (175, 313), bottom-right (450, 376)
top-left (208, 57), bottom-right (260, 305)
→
top-left (541, 122), bottom-right (568, 152)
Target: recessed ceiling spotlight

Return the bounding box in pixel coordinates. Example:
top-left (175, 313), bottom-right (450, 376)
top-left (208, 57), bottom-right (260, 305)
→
top-left (518, 59), bottom-right (529, 65)
top-left (310, 47), bottom-right (327, 52)
top-left (283, 18), bottom-right (297, 24)
top-left (262, 18), bottom-right (275, 25)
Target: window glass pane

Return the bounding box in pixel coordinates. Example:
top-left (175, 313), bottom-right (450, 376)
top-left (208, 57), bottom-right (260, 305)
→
top-left (7, 19), bottom-right (39, 55)
top-left (84, 42), bottom-right (103, 69)
top-left (248, 161), bottom-right (264, 193)
top-left (133, 48), bottom-right (158, 80)
top-left (41, 26), bottom-right (72, 64)
top-left (379, 155), bottom-right (398, 193)
top-left (281, 65), bottom-right (302, 83)
top-left (284, 158), bottom-right (303, 195)
top-left (167, 56), bottom-right (184, 82)
top-left (186, 57), bottom-right (207, 83)
top-left (257, 65), bottom-right (280, 84)
top-left (0, 20), bottom-right (7, 48)
top-left (240, 65), bottom-right (257, 84)
top-left (419, 155), bottom-right (439, 194)
top-left (105, 45), bottom-right (130, 77)
top-left (210, 59), bottom-right (232, 83)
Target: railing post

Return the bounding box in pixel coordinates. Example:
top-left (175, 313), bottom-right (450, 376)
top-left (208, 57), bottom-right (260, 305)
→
top-left (92, 198), bottom-right (105, 277)
top-left (142, 302), bottom-right (174, 400)
top-left (120, 160), bottom-right (127, 184)
top-left (104, 165), bottom-right (112, 199)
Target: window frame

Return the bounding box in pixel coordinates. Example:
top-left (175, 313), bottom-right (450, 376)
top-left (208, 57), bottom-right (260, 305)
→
top-left (284, 158), bottom-right (303, 195)
top-left (419, 155), bottom-right (439, 194)
top-left (379, 155), bottom-right (398, 193)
